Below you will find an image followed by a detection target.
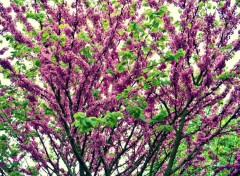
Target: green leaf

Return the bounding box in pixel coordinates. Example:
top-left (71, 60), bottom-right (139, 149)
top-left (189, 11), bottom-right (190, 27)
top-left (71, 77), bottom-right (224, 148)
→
top-left (128, 22), bottom-right (143, 32)
top-left (104, 111), bottom-right (124, 127)
top-left (74, 120), bottom-right (81, 127)
top-left (42, 37), bottom-right (47, 43)
top-left (193, 55), bottom-right (199, 61)
top-left (42, 32), bottom-right (49, 38)
top-left (59, 24), bottom-right (68, 29)
top-left (45, 108), bottom-right (53, 116)
top-left (126, 105), bottom-right (143, 119)
top-left (151, 78), bottom-right (160, 86)
top-left (139, 115), bottom-right (147, 122)
top-left (80, 47), bottom-right (94, 63)
top-left (74, 112), bottom-right (86, 120)
top-left (26, 12), bottom-right (45, 22)
top-left (118, 29), bottom-right (125, 35)
top-left (226, 44), bottom-right (232, 49)
top-left (165, 55), bottom-right (175, 62)
top-left (91, 89), bottom-right (100, 99)
top-left (74, 115), bottom-right (102, 132)
top-left (4, 35), bottom-right (14, 43)
top-left (139, 101), bottom-right (148, 109)
top-left (102, 19), bottom-right (109, 31)
top-left (150, 109), bottom-right (168, 123)
top-left (160, 79), bottom-right (170, 85)
top-left (135, 24), bottom-right (143, 31)
top-left (198, 2), bottom-right (204, 7)
top-left (143, 82), bottom-right (150, 90)
top-left (207, 3), bottom-right (212, 9)
top-left (116, 94), bottom-right (122, 100)
top-left (153, 20), bottom-right (160, 28)
top-left (122, 86), bottom-right (132, 98)
top-left (143, 46), bottom-right (150, 52)
top-left (119, 50), bottom-right (136, 59)
top-left (137, 76), bottom-right (145, 82)
top-left (0, 134), bottom-right (8, 140)
top-left (60, 61), bottom-right (68, 68)
top-left (26, 71), bottom-right (36, 78)
top-left (88, 117), bottom-right (100, 126)
top-left (13, 0), bottom-right (24, 6)
top-left (50, 35), bottom-right (58, 41)
top-left (175, 48), bottom-right (185, 58)
top-left (33, 58), bottom-right (41, 67)
top-left (165, 49), bottom-right (185, 62)
top-left (10, 149), bottom-right (18, 157)
top-left (3, 70), bottom-right (11, 79)
top-left (106, 69), bottom-right (115, 75)
top-left (33, 46), bottom-right (41, 53)
top-left (116, 60), bottom-right (128, 73)
top-left (157, 125), bottom-right (172, 132)
top-left (128, 22), bottom-right (135, 31)
top-left (77, 32), bottom-right (90, 42)
top-left (22, 99), bottom-right (30, 107)
top-left (219, 1), bottom-right (224, 7)
top-left (144, 22), bottom-right (152, 28)
top-left (154, 10), bottom-right (164, 17)
top-left (74, 65), bottom-right (81, 72)
top-left (97, 118), bottom-right (106, 125)
top-left (153, 6), bottom-right (167, 17)
top-left (219, 72), bottom-right (234, 79)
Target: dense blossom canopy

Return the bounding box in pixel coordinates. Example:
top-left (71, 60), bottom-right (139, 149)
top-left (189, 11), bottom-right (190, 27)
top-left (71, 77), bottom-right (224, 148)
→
top-left (0, 0), bottom-right (240, 175)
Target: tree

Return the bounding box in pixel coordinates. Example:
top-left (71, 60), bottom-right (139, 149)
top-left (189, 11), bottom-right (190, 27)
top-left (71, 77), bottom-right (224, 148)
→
top-left (0, 0), bottom-right (239, 175)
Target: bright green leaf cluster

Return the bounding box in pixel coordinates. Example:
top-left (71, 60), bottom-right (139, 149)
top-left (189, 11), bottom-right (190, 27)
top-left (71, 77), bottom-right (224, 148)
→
top-left (91, 89), bottom-right (100, 100)
top-left (13, 0), bottom-right (24, 6)
top-left (185, 115), bottom-right (201, 134)
top-left (126, 105), bottom-right (146, 121)
top-left (77, 32), bottom-right (91, 42)
top-left (150, 109), bottom-right (168, 124)
top-left (157, 125), bottom-right (171, 132)
top-left (104, 111), bottom-right (124, 127)
top-left (33, 58), bottom-right (41, 67)
top-left (116, 86), bottom-right (133, 100)
top-left (33, 46), bottom-right (41, 53)
top-left (26, 12), bottom-right (45, 23)
top-left (73, 111), bottom-right (124, 132)
top-left (128, 22), bottom-right (143, 32)
top-left (165, 48), bottom-right (185, 62)
top-left (146, 68), bottom-right (170, 87)
top-left (218, 72), bottom-right (234, 80)
top-left (125, 97), bottom-right (148, 121)
top-left (127, 22), bottom-right (144, 38)
top-left (80, 46), bottom-right (94, 64)
top-left (116, 60), bottom-right (128, 73)
top-left (40, 103), bottom-right (54, 116)
top-left (10, 43), bottom-right (32, 57)
top-left (4, 35), bottom-right (14, 43)
top-left (119, 50), bottom-right (137, 60)
top-left (73, 112), bottom-right (100, 132)
top-left (106, 69), bottom-right (115, 75)
top-left (146, 6), bottom-right (167, 20)
top-left (102, 19), bottom-right (109, 31)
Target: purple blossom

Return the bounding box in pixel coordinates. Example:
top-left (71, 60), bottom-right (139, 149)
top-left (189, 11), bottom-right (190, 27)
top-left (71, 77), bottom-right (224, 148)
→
top-left (0, 59), bottom-right (13, 71)
top-left (0, 47), bottom-right (8, 55)
top-left (26, 94), bottom-right (38, 103)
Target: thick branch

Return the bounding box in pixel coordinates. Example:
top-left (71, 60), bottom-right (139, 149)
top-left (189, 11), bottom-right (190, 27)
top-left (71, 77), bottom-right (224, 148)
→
top-left (163, 109), bottom-right (187, 176)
